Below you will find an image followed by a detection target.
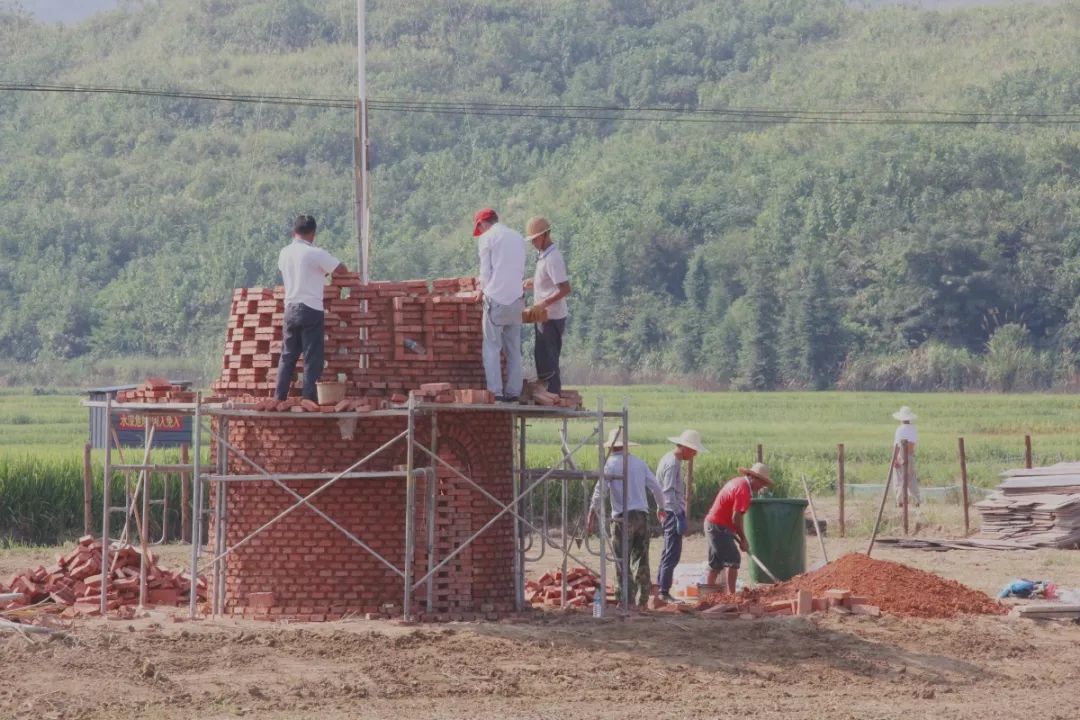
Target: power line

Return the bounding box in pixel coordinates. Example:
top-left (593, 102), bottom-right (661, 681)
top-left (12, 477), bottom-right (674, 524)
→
top-left (1, 81), bottom-right (1078, 125)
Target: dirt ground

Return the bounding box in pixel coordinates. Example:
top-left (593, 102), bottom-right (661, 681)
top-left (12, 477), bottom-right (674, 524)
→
top-left (3, 537), bottom-right (1079, 720)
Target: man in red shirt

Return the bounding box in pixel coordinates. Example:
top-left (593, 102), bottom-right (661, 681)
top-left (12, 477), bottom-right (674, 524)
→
top-left (703, 463), bottom-right (774, 593)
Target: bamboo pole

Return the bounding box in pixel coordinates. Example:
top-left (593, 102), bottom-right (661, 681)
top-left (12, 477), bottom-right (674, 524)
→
top-left (867, 445), bottom-right (901, 557)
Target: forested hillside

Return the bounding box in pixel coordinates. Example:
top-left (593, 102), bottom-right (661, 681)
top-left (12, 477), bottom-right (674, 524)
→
top-left (0, 0), bottom-right (1078, 389)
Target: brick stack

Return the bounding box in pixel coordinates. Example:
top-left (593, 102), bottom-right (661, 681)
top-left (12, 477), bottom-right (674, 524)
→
top-left (526, 567), bottom-right (612, 609)
top-left (211, 411), bottom-right (515, 620)
top-left (213, 275), bottom-right (486, 399)
top-left (0, 535), bottom-right (206, 619)
top-left (116, 377), bottom-right (195, 403)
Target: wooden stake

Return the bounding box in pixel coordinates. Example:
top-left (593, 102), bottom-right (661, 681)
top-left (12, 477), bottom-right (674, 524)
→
top-left (837, 443), bottom-right (846, 538)
top-left (901, 440), bottom-right (910, 536)
top-left (181, 442), bottom-right (190, 543)
top-left (867, 445), bottom-right (901, 557)
top-left (756, 443), bottom-right (763, 463)
top-left (1024, 434), bottom-right (1033, 469)
top-left (83, 442), bottom-right (93, 537)
top-left (800, 474), bottom-right (828, 563)
top-left (959, 437), bottom-right (970, 536)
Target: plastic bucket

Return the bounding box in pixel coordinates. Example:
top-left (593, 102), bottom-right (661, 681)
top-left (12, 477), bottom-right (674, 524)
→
top-left (744, 497), bottom-right (808, 584)
top-left (315, 381), bottom-right (346, 405)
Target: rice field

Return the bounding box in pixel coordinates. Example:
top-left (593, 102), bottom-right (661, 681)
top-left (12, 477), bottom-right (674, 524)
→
top-left (2, 386), bottom-right (1079, 545)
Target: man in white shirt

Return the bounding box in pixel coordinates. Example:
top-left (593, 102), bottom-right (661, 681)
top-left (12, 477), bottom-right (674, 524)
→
top-left (523, 216), bottom-right (571, 394)
top-left (274, 215), bottom-right (346, 401)
top-left (586, 428), bottom-right (664, 607)
top-left (474, 207), bottom-right (526, 401)
top-left (892, 406), bottom-right (921, 506)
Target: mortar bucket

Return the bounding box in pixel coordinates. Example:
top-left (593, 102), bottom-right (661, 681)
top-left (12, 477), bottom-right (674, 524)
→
top-left (315, 381), bottom-right (346, 405)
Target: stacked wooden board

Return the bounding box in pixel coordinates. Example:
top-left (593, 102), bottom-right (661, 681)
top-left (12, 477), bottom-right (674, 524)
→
top-left (975, 463), bottom-right (1080, 548)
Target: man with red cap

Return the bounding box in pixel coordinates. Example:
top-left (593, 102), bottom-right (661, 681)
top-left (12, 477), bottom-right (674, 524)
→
top-left (473, 208), bottom-right (526, 401)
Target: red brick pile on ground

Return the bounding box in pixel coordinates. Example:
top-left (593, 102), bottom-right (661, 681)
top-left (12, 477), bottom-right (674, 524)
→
top-left (698, 553), bottom-right (1005, 619)
top-left (0, 536), bottom-right (206, 621)
top-left (527, 567), bottom-right (613, 609)
top-left (116, 377), bottom-right (195, 403)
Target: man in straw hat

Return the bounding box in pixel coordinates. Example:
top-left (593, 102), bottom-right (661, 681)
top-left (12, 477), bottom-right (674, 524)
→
top-left (522, 216), bottom-right (571, 394)
top-left (473, 207), bottom-right (526, 402)
top-left (656, 429), bottom-right (708, 602)
top-left (892, 406), bottom-right (921, 506)
top-left (704, 462), bottom-right (774, 593)
top-left (586, 428), bottom-right (664, 607)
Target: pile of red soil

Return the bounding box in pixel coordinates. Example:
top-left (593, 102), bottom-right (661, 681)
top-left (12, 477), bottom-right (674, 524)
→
top-left (700, 553), bottom-right (1004, 619)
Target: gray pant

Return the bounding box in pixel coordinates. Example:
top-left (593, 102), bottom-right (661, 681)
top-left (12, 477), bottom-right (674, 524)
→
top-left (482, 296), bottom-right (524, 397)
top-left (894, 453), bottom-right (921, 506)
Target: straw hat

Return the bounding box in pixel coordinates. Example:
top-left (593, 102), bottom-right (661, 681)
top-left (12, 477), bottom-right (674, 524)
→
top-left (602, 428), bottom-right (639, 450)
top-left (667, 429), bottom-right (709, 454)
top-left (525, 216), bottom-right (552, 241)
top-left (739, 462), bottom-right (774, 487)
top-left (892, 406), bottom-right (917, 422)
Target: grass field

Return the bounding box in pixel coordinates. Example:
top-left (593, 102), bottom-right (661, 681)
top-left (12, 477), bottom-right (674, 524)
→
top-left (3, 386), bottom-right (1079, 544)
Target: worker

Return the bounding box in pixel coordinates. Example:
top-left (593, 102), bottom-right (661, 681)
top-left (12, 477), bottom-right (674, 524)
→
top-left (703, 462), bottom-right (774, 594)
top-left (656, 429), bottom-right (708, 602)
top-left (585, 428), bottom-right (664, 608)
top-left (522, 216), bottom-right (571, 394)
top-left (892, 406), bottom-right (921, 506)
top-left (274, 215), bottom-right (346, 402)
top-left (473, 207), bottom-right (526, 402)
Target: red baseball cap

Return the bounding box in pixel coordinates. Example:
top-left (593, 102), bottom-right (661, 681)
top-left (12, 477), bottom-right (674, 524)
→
top-left (472, 207), bottom-right (497, 236)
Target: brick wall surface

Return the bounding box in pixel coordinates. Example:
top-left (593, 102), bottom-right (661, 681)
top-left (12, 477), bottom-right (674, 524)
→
top-left (213, 274), bottom-right (485, 398)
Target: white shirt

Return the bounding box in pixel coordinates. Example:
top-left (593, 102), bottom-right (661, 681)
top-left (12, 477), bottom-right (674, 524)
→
top-left (533, 244), bottom-right (569, 320)
top-left (278, 238), bottom-right (340, 312)
top-left (478, 223), bottom-right (526, 306)
top-left (590, 453), bottom-right (665, 517)
top-left (894, 423), bottom-right (918, 448)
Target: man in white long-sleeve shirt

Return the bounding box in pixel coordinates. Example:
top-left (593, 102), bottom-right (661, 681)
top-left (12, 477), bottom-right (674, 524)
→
top-left (473, 207), bottom-right (526, 401)
top-left (586, 429), bottom-right (664, 607)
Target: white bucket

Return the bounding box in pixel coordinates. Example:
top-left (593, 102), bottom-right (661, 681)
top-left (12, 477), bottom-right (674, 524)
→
top-left (315, 381), bottom-right (346, 405)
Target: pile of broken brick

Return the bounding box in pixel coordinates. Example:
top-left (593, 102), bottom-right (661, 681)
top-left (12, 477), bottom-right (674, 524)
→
top-left (116, 377), bottom-right (195, 403)
top-left (0, 536), bottom-right (205, 622)
top-left (696, 587), bottom-right (881, 619)
top-left (526, 567), bottom-right (613, 608)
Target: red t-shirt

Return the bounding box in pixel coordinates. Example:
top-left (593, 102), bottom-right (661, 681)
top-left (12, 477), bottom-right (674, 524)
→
top-left (705, 476), bottom-right (752, 531)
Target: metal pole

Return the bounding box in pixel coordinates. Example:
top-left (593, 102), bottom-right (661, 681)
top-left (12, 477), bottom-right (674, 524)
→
top-left (83, 442), bottom-right (93, 536)
top-left (139, 417), bottom-right (150, 609)
top-left (181, 442), bottom-right (190, 543)
top-left (99, 396), bottom-right (112, 617)
top-left (959, 437), bottom-right (970, 536)
top-left (188, 394), bottom-right (203, 619)
top-left (426, 413), bottom-right (438, 613)
top-left (596, 399), bottom-right (607, 616)
top-left (403, 394), bottom-right (417, 619)
top-left (837, 443), bottom-right (846, 538)
top-left (355, 0), bottom-right (369, 282)
top-left (901, 440), bottom-right (910, 535)
top-left (620, 400), bottom-right (630, 609)
top-left (214, 417), bottom-right (229, 616)
top-left (514, 416), bottom-right (526, 611)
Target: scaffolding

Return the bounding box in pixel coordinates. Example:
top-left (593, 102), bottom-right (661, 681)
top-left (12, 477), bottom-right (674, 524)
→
top-left (83, 394), bottom-right (636, 620)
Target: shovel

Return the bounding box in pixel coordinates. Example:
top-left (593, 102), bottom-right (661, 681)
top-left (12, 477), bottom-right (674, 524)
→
top-left (748, 551), bottom-right (781, 584)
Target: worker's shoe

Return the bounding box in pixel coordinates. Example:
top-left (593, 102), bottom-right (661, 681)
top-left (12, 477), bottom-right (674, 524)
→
top-left (495, 395), bottom-right (519, 404)
top-left (658, 592), bottom-right (678, 604)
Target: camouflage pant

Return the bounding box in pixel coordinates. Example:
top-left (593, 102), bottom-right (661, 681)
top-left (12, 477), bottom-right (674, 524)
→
top-left (610, 510), bottom-right (651, 606)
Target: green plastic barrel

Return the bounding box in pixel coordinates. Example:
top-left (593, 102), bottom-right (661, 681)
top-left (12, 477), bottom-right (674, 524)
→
top-left (744, 498), bottom-right (808, 583)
